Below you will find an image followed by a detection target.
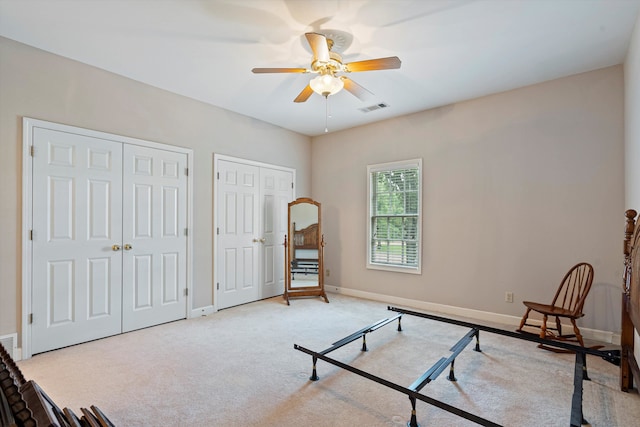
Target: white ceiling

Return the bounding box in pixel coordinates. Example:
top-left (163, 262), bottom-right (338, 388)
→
top-left (1, 0), bottom-right (639, 137)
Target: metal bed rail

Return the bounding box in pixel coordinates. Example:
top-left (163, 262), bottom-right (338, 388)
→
top-left (293, 305), bottom-right (621, 426)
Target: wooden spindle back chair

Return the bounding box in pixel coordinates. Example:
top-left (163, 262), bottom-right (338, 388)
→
top-left (517, 262), bottom-right (594, 348)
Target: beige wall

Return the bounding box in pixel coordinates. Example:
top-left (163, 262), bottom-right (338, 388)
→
top-left (624, 8), bottom-right (640, 364)
top-left (0, 33), bottom-right (631, 344)
top-left (0, 37), bottom-right (312, 339)
top-left (312, 66), bottom-right (625, 333)
top-left (626, 11), bottom-right (640, 209)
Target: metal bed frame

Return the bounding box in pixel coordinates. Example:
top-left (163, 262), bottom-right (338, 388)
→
top-left (294, 306), bottom-right (620, 427)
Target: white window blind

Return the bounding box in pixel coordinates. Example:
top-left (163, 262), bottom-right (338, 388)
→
top-left (367, 159), bottom-right (422, 273)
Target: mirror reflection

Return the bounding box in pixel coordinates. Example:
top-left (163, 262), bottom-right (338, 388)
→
top-left (290, 203), bottom-right (319, 288)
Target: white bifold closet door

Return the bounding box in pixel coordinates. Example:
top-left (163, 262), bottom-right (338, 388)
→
top-left (31, 128), bottom-right (187, 354)
top-left (215, 158), bottom-right (293, 310)
top-left (121, 144), bottom-right (187, 332)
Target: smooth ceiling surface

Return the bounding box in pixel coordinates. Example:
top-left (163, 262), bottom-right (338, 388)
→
top-left (1, 0), bottom-right (639, 136)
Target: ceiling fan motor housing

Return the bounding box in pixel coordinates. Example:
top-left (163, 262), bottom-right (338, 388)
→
top-left (312, 51), bottom-right (345, 77)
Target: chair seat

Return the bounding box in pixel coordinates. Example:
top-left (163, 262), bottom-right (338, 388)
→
top-left (522, 301), bottom-right (583, 319)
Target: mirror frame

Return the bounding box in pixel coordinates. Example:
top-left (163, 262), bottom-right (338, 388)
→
top-left (284, 197), bottom-right (329, 305)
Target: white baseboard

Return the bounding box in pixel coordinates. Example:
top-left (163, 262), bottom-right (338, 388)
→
top-left (190, 305), bottom-right (216, 318)
top-left (326, 286), bottom-right (620, 345)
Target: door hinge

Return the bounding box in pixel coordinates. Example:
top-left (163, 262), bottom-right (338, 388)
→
top-left (184, 228), bottom-right (188, 236)
top-left (184, 288), bottom-right (188, 296)
top-left (30, 146), bottom-right (34, 156)
top-left (216, 283), bottom-right (219, 290)
top-left (217, 172), bottom-right (220, 180)
top-left (29, 230), bottom-right (33, 240)
top-left (216, 227), bottom-right (219, 235)
top-left (291, 182), bottom-right (294, 189)
top-left (185, 167), bottom-right (189, 176)
top-left (29, 313), bottom-right (33, 324)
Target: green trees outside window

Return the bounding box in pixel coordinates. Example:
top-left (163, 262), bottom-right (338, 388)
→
top-left (368, 160), bottom-right (421, 271)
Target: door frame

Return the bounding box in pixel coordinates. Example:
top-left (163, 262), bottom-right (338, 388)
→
top-left (22, 117), bottom-right (194, 359)
top-left (213, 154), bottom-right (295, 311)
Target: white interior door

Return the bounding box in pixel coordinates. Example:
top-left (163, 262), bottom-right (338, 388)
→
top-left (215, 157), bottom-right (294, 310)
top-left (122, 145), bottom-right (188, 332)
top-left (28, 120), bottom-right (190, 355)
top-left (260, 168), bottom-right (293, 299)
top-left (216, 160), bottom-right (261, 309)
top-left (31, 128), bottom-right (123, 354)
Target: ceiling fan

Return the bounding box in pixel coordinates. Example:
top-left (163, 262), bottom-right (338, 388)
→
top-left (252, 32), bottom-right (401, 103)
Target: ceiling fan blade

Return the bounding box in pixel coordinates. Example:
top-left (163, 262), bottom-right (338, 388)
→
top-left (341, 77), bottom-right (374, 101)
top-left (305, 32), bottom-right (330, 63)
top-left (294, 85), bottom-right (314, 103)
top-left (252, 67), bottom-right (309, 74)
top-left (344, 56), bottom-right (401, 72)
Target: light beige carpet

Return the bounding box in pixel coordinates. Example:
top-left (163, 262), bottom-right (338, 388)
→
top-left (17, 294), bottom-right (640, 426)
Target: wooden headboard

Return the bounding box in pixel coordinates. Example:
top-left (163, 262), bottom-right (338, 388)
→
top-left (293, 223), bottom-right (319, 250)
top-left (621, 209), bottom-right (640, 391)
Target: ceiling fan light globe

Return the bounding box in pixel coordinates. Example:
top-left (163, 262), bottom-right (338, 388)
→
top-left (310, 74), bottom-right (344, 97)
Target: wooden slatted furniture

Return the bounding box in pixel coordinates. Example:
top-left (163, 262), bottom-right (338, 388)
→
top-left (0, 343), bottom-right (115, 426)
top-left (621, 209), bottom-right (640, 391)
top-left (517, 262), bottom-right (594, 348)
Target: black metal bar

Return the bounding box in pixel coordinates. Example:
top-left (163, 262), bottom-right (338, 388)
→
top-left (331, 325), bottom-right (377, 347)
top-left (370, 314), bottom-right (402, 332)
top-left (387, 306), bottom-right (618, 360)
top-left (570, 351), bottom-right (586, 427)
top-left (405, 327), bottom-right (478, 392)
top-left (294, 344), bottom-right (502, 427)
top-left (409, 357), bottom-right (446, 391)
top-left (450, 329), bottom-right (476, 353)
top-left (322, 315), bottom-right (402, 356)
top-left (431, 329), bottom-right (476, 383)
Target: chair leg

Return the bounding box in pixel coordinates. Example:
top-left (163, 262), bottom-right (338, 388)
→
top-left (517, 308), bottom-right (531, 331)
top-left (570, 319), bottom-right (585, 347)
top-left (540, 314), bottom-right (548, 339)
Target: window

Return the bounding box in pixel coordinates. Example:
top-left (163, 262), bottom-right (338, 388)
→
top-left (367, 159), bottom-right (422, 273)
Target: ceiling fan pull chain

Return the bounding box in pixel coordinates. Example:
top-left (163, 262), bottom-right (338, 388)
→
top-left (325, 95), bottom-right (329, 133)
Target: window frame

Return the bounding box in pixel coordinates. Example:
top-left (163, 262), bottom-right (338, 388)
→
top-left (366, 158), bottom-right (422, 274)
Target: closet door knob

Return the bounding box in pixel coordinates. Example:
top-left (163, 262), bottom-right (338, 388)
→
top-left (124, 244), bottom-right (133, 250)
top-left (112, 244), bottom-right (121, 251)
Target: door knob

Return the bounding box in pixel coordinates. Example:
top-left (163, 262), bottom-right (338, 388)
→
top-left (124, 244), bottom-right (133, 250)
top-left (112, 244), bottom-right (121, 251)
top-left (252, 238), bottom-right (266, 243)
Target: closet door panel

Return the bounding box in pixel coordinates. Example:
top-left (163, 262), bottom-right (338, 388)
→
top-left (122, 145), bottom-right (188, 332)
top-left (31, 128), bottom-right (123, 354)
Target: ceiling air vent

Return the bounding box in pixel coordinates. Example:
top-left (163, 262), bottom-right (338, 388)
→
top-left (359, 103), bottom-right (389, 113)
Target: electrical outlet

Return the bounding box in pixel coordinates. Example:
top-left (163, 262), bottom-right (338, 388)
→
top-left (505, 291), bottom-right (514, 303)
top-left (326, 269), bottom-right (330, 277)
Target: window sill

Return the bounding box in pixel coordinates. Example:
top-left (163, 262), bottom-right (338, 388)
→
top-left (366, 263), bottom-right (421, 275)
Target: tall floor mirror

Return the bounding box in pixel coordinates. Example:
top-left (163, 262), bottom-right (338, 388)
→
top-left (284, 197), bottom-right (329, 305)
